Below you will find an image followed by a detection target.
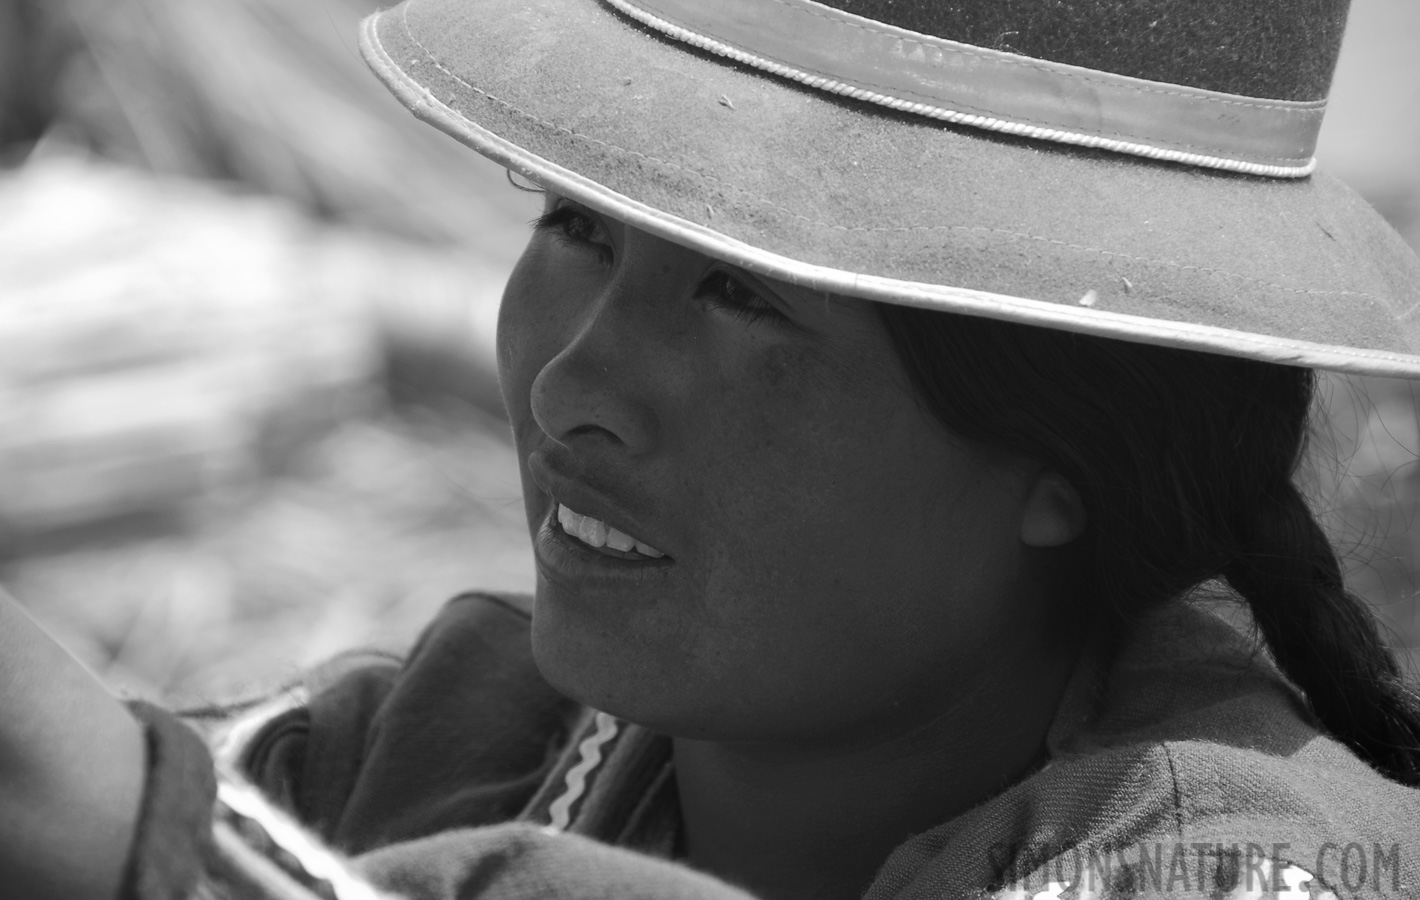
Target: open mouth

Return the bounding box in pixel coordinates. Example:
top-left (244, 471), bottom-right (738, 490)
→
top-left (555, 503), bottom-right (667, 560)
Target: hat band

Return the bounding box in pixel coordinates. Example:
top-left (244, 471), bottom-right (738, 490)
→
top-left (606, 0), bottom-right (1325, 178)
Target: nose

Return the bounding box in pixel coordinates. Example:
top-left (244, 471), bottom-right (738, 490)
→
top-left (531, 332), bottom-right (655, 455)
top-left (528, 253), bottom-right (683, 456)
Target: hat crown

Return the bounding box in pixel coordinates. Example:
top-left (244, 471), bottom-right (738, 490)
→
top-left (823, 0), bottom-right (1350, 102)
top-left (605, 0), bottom-right (1339, 176)
top-left (360, 0), bottom-right (1420, 378)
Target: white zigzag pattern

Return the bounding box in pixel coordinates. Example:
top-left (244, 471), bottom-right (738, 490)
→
top-left (545, 711), bottom-right (622, 833)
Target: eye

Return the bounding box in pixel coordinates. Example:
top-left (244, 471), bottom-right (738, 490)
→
top-left (696, 270), bottom-right (783, 325)
top-left (532, 202), bottom-right (613, 263)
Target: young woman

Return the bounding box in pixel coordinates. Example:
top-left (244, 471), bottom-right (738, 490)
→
top-left (3, 0), bottom-right (1420, 898)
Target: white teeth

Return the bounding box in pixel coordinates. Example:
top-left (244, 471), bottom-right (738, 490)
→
top-left (605, 527), bottom-right (636, 552)
top-left (580, 516), bottom-right (608, 547)
top-left (556, 503), bottom-right (665, 558)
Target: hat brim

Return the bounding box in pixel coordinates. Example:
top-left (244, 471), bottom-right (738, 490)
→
top-left (361, 0), bottom-right (1420, 377)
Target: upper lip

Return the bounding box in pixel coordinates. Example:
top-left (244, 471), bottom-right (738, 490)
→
top-left (527, 450), bottom-right (669, 554)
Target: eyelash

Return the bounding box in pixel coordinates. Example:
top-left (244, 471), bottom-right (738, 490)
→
top-left (532, 204), bottom-right (612, 262)
top-left (696, 271), bottom-right (781, 325)
top-left (533, 202), bottom-right (782, 324)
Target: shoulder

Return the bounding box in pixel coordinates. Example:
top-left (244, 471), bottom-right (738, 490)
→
top-left (893, 601), bottom-right (1420, 898)
top-left (357, 589), bottom-right (575, 783)
top-left (399, 589), bottom-right (537, 674)
top-left (1155, 734), bottom-right (1420, 895)
top-left (1014, 598), bottom-right (1420, 897)
top-left (985, 737), bottom-right (1420, 898)
top-left (232, 591), bottom-right (581, 851)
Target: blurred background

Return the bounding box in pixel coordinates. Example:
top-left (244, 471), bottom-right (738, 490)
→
top-left (0, 0), bottom-right (1416, 704)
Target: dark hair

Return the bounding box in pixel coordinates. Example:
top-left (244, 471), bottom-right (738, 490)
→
top-left (877, 304), bottom-right (1420, 785)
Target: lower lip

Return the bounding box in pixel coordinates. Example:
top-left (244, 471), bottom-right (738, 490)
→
top-left (533, 508), bottom-right (674, 586)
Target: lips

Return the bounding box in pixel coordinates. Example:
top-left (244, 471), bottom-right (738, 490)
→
top-left (528, 450), bottom-right (673, 569)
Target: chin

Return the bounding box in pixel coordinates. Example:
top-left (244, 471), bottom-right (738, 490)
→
top-left (527, 596), bottom-right (728, 738)
top-left (531, 591), bottom-right (660, 722)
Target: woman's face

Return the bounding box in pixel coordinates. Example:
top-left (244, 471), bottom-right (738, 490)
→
top-left (499, 192), bottom-right (1063, 746)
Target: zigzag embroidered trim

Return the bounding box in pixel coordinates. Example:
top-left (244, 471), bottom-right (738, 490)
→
top-left (544, 711), bottom-right (622, 833)
top-left (601, 0), bottom-right (1318, 178)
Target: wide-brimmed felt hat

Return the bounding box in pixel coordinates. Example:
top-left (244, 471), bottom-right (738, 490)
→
top-left (360, 0), bottom-right (1420, 377)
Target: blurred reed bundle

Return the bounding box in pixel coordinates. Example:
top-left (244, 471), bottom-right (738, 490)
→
top-left (0, 0), bottom-right (537, 534)
top-left (0, 0), bottom-right (530, 251)
top-left (0, 0), bottom-right (538, 697)
top-left (0, 156), bottom-right (381, 534)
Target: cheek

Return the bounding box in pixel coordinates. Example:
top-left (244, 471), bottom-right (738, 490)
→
top-left (652, 455), bottom-right (1026, 742)
top-left (692, 341), bottom-right (923, 541)
top-left (498, 248), bottom-right (585, 531)
top-left (677, 345), bottom-right (1024, 659)
top-left (497, 245), bottom-right (605, 451)
top-left (496, 250), bottom-right (555, 418)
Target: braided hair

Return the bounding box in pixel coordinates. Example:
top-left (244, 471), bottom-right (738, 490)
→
top-left (877, 304), bottom-right (1420, 785)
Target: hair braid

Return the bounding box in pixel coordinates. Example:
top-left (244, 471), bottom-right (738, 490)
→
top-left (876, 302), bottom-right (1420, 786)
top-left (1223, 481), bottom-right (1420, 785)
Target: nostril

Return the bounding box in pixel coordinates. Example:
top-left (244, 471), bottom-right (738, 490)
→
top-left (529, 354), bottom-right (657, 453)
top-left (567, 423), bottom-right (621, 441)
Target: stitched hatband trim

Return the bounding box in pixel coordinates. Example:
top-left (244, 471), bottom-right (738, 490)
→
top-left (606, 0), bottom-right (1322, 177)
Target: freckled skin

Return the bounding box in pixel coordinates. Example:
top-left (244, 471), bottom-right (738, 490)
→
top-left (497, 193), bottom-right (1077, 750)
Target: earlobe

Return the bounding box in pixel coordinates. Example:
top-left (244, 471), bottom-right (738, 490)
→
top-left (1020, 471), bottom-right (1087, 547)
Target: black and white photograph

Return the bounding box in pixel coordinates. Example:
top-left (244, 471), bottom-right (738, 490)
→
top-left (1, 1), bottom-right (1418, 898)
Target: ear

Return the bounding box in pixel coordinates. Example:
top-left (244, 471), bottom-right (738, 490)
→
top-left (1019, 470), bottom-right (1086, 547)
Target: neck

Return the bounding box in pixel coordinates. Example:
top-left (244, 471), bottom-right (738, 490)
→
top-left (672, 633), bottom-right (1084, 900)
